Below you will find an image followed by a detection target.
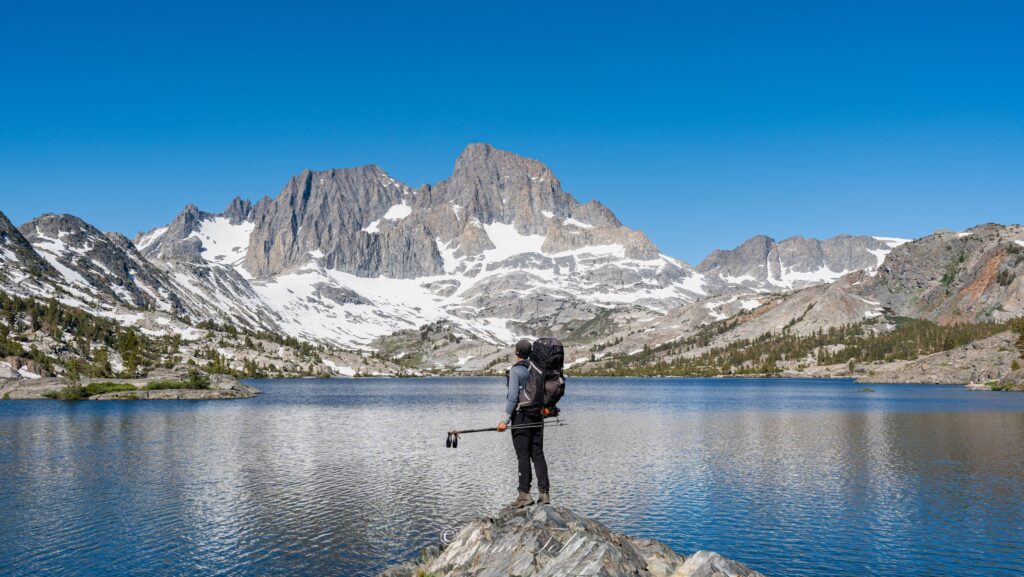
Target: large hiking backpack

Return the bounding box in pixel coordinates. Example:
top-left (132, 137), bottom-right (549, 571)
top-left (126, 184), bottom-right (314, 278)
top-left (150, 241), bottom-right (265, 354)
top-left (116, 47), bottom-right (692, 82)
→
top-left (518, 337), bottom-right (566, 411)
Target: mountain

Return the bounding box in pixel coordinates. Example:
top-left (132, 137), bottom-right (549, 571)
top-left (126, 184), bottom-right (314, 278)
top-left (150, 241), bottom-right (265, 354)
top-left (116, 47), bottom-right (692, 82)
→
top-left (134, 199), bottom-right (280, 331)
top-left (864, 224), bottom-right (1024, 323)
top-left (572, 224), bottom-right (1024, 378)
top-left (5, 144), bottom-right (1021, 379)
top-left (697, 234), bottom-right (908, 293)
top-left (0, 210), bottom-right (58, 297)
top-left (137, 143), bottom-right (709, 349)
top-left (19, 213), bottom-right (188, 314)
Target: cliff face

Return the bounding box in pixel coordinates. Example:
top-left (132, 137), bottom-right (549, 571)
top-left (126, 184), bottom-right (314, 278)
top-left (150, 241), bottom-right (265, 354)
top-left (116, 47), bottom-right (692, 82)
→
top-left (697, 234), bottom-right (904, 293)
top-left (240, 143), bottom-right (663, 280)
top-left (377, 505), bottom-right (766, 577)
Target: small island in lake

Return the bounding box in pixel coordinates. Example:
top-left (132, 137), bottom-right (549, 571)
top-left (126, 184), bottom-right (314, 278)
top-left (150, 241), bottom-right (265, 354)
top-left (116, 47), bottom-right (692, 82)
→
top-left (0, 370), bottom-right (258, 400)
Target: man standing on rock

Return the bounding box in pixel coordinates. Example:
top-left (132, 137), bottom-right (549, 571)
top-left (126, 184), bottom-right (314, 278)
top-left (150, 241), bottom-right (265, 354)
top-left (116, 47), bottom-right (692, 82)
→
top-left (497, 339), bottom-right (550, 508)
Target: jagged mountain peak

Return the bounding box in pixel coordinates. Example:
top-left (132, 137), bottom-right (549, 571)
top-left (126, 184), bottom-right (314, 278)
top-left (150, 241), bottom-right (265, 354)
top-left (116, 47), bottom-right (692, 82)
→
top-left (15, 211), bottom-right (190, 315)
top-left (237, 145), bottom-right (667, 280)
top-left (0, 209), bottom-right (57, 289)
top-left (698, 233), bottom-right (905, 292)
top-left (223, 196), bottom-right (254, 224)
top-left (453, 143), bottom-right (557, 181)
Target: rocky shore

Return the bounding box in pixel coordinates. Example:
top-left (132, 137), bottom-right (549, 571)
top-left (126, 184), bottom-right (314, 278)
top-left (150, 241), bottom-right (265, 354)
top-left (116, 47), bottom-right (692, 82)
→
top-left (378, 505), bottom-right (765, 577)
top-left (0, 373), bottom-right (259, 400)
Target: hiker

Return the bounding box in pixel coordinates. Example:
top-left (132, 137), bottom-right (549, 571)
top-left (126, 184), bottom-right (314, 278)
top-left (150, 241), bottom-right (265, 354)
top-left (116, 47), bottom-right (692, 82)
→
top-left (498, 338), bottom-right (551, 508)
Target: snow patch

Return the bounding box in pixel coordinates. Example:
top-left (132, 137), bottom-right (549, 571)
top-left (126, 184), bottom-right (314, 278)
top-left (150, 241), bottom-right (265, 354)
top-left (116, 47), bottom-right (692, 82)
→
top-left (564, 217), bottom-right (593, 229)
top-left (364, 202), bottom-right (412, 233)
top-left (189, 217), bottom-right (254, 267)
top-left (136, 226), bottom-right (168, 250)
top-left (482, 222), bottom-right (546, 261)
top-left (436, 239), bottom-right (459, 274)
top-left (382, 203), bottom-right (412, 221)
top-left (867, 248), bottom-right (890, 268)
top-left (873, 236), bottom-right (911, 248)
top-left (739, 298), bottom-right (762, 311)
top-left (323, 358), bottom-right (356, 376)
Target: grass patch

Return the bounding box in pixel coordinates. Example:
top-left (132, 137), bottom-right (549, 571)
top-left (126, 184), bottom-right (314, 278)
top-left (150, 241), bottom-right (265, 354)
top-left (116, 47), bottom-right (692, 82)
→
top-left (85, 382), bottom-right (138, 395)
top-left (43, 382), bottom-right (138, 400)
top-left (44, 372), bottom-right (211, 399)
top-left (143, 376), bottom-right (209, 390)
top-left (43, 385), bottom-right (88, 400)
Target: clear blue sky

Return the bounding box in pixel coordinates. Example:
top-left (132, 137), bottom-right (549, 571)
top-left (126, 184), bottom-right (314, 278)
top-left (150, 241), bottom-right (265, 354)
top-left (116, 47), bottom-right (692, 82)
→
top-left (1, 1), bottom-right (1021, 264)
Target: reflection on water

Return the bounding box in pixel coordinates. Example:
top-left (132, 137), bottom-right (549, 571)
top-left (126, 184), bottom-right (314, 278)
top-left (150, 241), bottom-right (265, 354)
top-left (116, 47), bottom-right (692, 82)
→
top-left (1, 378), bottom-right (1023, 576)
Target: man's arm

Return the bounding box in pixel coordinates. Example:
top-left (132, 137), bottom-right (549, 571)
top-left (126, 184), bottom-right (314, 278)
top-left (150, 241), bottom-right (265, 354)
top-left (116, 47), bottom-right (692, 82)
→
top-left (498, 365), bottom-right (528, 430)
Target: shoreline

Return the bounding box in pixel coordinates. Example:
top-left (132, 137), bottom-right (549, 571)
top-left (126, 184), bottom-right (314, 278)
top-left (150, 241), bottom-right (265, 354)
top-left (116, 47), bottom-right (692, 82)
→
top-left (0, 374), bottom-right (260, 400)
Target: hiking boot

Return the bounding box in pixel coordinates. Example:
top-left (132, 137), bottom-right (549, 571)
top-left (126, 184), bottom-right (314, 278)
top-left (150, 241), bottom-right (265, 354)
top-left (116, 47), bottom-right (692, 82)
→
top-left (537, 491), bottom-right (551, 505)
top-left (506, 491), bottom-right (534, 509)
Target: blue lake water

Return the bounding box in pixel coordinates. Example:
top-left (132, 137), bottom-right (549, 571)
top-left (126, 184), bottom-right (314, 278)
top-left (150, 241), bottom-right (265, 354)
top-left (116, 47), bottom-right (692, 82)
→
top-left (2, 377), bottom-right (1024, 576)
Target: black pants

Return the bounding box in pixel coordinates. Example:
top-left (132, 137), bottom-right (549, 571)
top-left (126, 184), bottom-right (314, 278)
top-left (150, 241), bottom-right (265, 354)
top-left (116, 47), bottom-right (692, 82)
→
top-left (512, 410), bottom-right (549, 493)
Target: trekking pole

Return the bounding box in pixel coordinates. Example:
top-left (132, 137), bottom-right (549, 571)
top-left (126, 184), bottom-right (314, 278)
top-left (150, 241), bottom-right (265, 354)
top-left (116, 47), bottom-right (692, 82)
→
top-left (445, 417), bottom-right (566, 448)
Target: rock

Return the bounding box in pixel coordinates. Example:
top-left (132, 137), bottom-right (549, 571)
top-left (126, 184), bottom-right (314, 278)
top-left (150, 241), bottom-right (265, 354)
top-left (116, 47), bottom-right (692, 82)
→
top-left (19, 213), bottom-right (190, 314)
top-left (965, 383), bottom-right (992, 391)
top-left (0, 373), bottom-right (258, 400)
top-left (865, 224), bottom-right (1024, 323)
top-left (855, 331), bottom-right (1019, 385)
top-left (375, 505), bottom-right (765, 577)
top-left (997, 369), bottom-right (1024, 390)
top-left (89, 388), bottom-right (256, 400)
top-left (676, 550), bottom-right (764, 577)
top-left (0, 377), bottom-right (65, 399)
top-left (697, 234), bottom-right (897, 293)
top-left (0, 362), bottom-right (21, 379)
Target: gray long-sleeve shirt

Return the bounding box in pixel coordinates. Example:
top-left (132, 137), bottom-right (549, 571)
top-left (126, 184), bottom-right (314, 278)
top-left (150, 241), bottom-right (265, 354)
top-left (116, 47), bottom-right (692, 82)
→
top-left (504, 363), bottom-right (529, 420)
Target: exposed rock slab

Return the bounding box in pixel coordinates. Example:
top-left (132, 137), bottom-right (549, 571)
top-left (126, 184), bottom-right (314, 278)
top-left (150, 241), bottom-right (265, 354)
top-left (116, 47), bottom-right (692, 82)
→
top-left (89, 387), bottom-right (255, 400)
top-left (0, 374), bottom-right (259, 400)
top-left (853, 331), bottom-right (1020, 385)
top-left (377, 505), bottom-right (765, 577)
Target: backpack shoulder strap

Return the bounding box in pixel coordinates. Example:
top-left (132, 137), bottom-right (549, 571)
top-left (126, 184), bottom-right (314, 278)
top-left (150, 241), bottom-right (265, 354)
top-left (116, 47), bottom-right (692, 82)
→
top-left (507, 360), bottom-right (529, 387)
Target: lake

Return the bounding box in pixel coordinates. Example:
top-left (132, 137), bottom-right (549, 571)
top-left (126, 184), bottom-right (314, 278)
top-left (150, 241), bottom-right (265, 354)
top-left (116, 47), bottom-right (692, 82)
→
top-left (2, 377), bottom-right (1023, 576)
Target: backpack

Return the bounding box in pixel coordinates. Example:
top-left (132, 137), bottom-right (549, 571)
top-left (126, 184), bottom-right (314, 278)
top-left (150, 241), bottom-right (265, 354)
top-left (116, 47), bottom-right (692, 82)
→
top-left (517, 337), bottom-right (566, 411)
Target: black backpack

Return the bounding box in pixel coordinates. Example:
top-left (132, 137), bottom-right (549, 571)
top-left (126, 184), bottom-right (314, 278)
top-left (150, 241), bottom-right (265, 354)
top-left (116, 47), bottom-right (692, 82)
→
top-left (517, 337), bottom-right (566, 411)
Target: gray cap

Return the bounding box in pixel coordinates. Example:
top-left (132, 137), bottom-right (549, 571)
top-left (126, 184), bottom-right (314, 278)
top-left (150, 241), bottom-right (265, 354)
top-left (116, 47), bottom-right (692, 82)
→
top-left (515, 339), bottom-right (532, 358)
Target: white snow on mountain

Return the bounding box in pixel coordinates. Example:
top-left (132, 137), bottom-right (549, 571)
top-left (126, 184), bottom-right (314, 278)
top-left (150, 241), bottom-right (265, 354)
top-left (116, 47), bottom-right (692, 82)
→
top-left (363, 202), bottom-right (413, 233)
top-left (240, 218), bottom-right (708, 348)
top-left (136, 226), bottom-right (168, 250)
top-left (189, 217), bottom-right (254, 266)
top-left (873, 236), bottom-right (911, 248)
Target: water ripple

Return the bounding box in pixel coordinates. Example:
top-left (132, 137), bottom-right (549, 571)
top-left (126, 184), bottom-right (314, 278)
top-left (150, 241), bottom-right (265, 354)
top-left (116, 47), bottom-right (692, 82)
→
top-left (2, 378), bottom-right (1023, 576)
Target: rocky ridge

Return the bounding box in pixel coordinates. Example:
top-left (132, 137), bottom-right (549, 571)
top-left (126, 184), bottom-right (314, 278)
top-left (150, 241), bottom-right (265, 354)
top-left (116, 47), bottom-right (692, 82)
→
top-left (133, 144), bottom-right (715, 349)
top-left (697, 234), bottom-right (905, 293)
top-left (378, 505), bottom-right (765, 577)
top-left (4, 144), bottom-right (1023, 379)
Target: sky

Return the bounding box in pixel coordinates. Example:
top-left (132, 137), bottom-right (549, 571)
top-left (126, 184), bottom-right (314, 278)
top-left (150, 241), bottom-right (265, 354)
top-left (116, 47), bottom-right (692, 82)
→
top-left (1, 1), bottom-right (1022, 264)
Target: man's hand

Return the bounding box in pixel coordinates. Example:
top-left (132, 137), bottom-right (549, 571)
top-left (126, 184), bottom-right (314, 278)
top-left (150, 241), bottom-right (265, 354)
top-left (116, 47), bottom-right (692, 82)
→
top-left (496, 421), bottom-right (508, 432)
